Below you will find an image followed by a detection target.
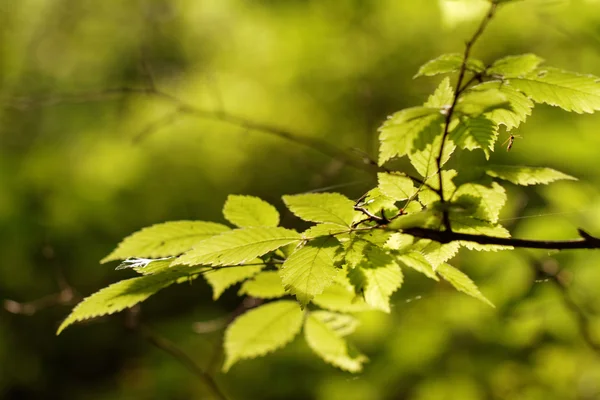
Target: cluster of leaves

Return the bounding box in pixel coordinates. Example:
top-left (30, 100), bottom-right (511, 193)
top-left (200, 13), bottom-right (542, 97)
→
top-left (57, 3), bottom-right (600, 373)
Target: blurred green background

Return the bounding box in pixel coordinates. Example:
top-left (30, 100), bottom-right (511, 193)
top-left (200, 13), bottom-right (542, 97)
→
top-left (2, 0), bottom-right (600, 399)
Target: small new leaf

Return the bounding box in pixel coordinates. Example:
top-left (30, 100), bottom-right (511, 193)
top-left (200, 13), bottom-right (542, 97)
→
top-left (424, 77), bottom-right (454, 107)
top-left (397, 252), bottom-right (439, 281)
top-left (304, 312), bottom-right (367, 373)
top-left (223, 195), bottom-right (280, 228)
top-left (174, 227), bottom-right (301, 266)
top-left (283, 193), bottom-right (356, 226)
top-left (280, 237), bottom-right (341, 306)
top-left (101, 221), bottom-right (230, 263)
top-left (437, 263), bottom-right (494, 307)
top-left (223, 300), bottom-right (303, 371)
top-left (415, 54), bottom-right (484, 78)
top-left (238, 271), bottom-right (287, 299)
top-left (485, 165), bottom-right (577, 186)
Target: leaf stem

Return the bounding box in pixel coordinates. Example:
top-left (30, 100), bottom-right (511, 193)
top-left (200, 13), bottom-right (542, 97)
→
top-left (435, 2), bottom-right (499, 231)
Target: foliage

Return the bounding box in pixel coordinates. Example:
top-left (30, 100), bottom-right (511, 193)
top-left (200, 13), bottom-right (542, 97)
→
top-left (56, 0), bottom-right (599, 378)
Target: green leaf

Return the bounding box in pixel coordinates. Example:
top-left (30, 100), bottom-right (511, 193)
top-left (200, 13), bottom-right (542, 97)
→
top-left (422, 169), bottom-right (458, 202)
top-left (378, 109), bottom-right (441, 165)
top-left (508, 67), bottom-right (600, 113)
top-left (57, 272), bottom-right (182, 334)
top-left (204, 262), bottom-right (265, 300)
top-left (101, 221), bottom-right (230, 263)
top-left (223, 195), bottom-right (280, 228)
top-left (408, 130), bottom-right (455, 178)
top-left (413, 239), bottom-right (460, 269)
top-left (452, 182), bottom-right (506, 223)
top-left (174, 227), bottom-right (301, 266)
top-left (476, 82), bottom-right (534, 131)
top-left (437, 263), bottom-right (494, 307)
top-left (238, 271), bottom-right (287, 299)
top-left (280, 237), bottom-right (341, 306)
top-left (339, 236), bottom-right (370, 268)
top-left (303, 223), bottom-right (350, 238)
top-left (485, 165), bottom-right (577, 186)
top-left (415, 54), bottom-right (485, 78)
top-left (378, 173), bottom-right (417, 201)
top-left (283, 193), bottom-right (356, 226)
top-left (312, 282), bottom-right (372, 312)
top-left (449, 116), bottom-right (498, 159)
top-left (357, 247), bottom-right (403, 313)
top-left (424, 77), bottom-right (454, 107)
top-left (456, 88), bottom-right (510, 116)
top-left (385, 233), bottom-right (414, 251)
top-left (223, 300), bottom-right (303, 371)
top-left (397, 252), bottom-right (439, 281)
top-left (304, 312), bottom-right (367, 372)
top-left (360, 188), bottom-right (397, 215)
top-left (488, 54), bottom-right (544, 78)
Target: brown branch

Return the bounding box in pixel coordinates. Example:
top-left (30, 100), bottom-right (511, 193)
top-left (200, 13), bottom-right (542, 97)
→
top-left (436, 2), bottom-right (498, 231)
top-left (137, 324), bottom-right (230, 400)
top-left (401, 227), bottom-right (600, 250)
top-left (530, 257), bottom-right (600, 355)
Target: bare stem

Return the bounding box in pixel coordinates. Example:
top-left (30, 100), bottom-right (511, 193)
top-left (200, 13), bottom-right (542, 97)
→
top-left (436, 2), bottom-right (498, 231)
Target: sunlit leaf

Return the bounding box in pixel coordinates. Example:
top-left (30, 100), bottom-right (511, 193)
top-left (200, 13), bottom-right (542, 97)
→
top-left (424, 77), bottom-right (454, 107)
top-left (283, 193), bottom-right (356, 226)
top-left (477, 82), bottom-right (534, 131)
top-left (378, 173), bottom-right (417, 201)
top-left (57, 267), bottom-right (198, 334)
top-left (356, 247), bottom-right (403, 313)
top-left (238, 271), bottom-right (287, 299)
top-left (312, 282), bottom-right (372, 313)
top-left (488, 54), bottom-right (544, 78)
top-left (102, 221), bottom-right (230, 263)
top-left (456, 88), bottom-right (510, 116)
top-left (397, 251), bottom-right (439, 281)
top-left (280, 237), bottom-right (341, 306)
top-left (174, 227), bottom-right (301, 266)
top-left (415, 54), bottom-right (485, 78)
top-left (437, 263), bottom-right (494, 307)
top-left (223, 301), bottom-right (303, 371)
top-left (408, 132), bottom-right (455, 178)
top-left (203, 261), bottom-right (265, 299)
top-left (304, 312), bottom-right (367, 373)
top-left (413, 239), bottom-right (460, 269)
top-left (449, 116), bottom-right (498, 159)
top-left (485, 165), bottom-right (577, 186)
top-left (303, 223), bottom-right (350, 238)
top-left (508, 68), bottom-right (600, 113)
top-left (450, 216), bottom-right (512, 251)
top-left (223, 195), bottom-right (280, 228)
top-left (452, 181), bottom-right (506, 223)
top-left (378, 109), bottom-right (442, 165)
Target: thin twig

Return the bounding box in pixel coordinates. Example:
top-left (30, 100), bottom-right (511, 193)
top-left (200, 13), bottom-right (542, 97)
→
top-left (138, 324), bottom-right (230, 400)
top-left (435, 2), bottom-right (498, 231)
top-left (530, 257), bottom-right (600, 355)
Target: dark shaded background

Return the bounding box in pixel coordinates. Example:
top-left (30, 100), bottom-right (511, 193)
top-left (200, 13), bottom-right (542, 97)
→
top-left (2, 1), bottom-right (600, 399)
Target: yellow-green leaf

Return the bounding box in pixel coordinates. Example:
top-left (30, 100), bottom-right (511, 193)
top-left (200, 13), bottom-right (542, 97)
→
top-left (238, 271), bottom-right (287, 299)
top-left (173, 227), bottom-right (301, 266)
top-left (223, 195), bottom-right (280, 228)
top-left (223, 300), bottom-right (303, 371)
top-left (102, 221), bottom-right (230, 263)
top-left (304, 312), bottom-right (367, 373)
top-left (437, 263), bottom-right (494, 307)
top-left (283, 193), bottom-right (356, 226)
